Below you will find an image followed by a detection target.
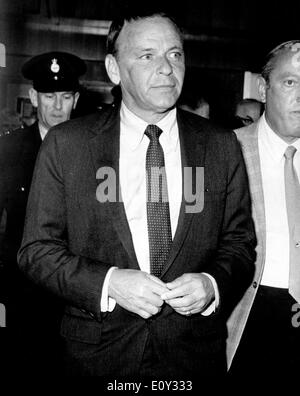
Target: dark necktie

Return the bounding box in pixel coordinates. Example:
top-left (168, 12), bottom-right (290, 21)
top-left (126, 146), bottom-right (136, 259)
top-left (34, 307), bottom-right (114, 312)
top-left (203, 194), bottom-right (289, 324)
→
top-left (145, 124), bottom-right (172, 277)
top-left (284, 145), bottom-right (300, 303)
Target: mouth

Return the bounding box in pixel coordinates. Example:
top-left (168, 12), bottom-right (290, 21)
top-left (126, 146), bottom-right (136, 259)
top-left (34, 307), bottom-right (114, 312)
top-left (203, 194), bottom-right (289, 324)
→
top-left (152, 85), bottom-right (176, 91)
top-left (51, 114), bottom-right (64, 118)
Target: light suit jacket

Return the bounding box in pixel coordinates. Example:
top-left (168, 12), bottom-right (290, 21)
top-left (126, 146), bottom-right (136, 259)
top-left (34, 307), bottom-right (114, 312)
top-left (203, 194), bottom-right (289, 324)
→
top-left (226, 120), bottom-right (266, 368)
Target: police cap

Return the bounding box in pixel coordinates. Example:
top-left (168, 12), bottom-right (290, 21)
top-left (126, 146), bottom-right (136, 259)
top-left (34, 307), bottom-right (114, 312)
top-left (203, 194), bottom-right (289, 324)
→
top-left (22, 51), bottom-right (86, 92)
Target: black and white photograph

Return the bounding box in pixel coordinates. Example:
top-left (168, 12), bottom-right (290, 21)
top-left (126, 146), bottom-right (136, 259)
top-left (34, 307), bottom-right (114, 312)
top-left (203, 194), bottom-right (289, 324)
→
top-left (0, 0), bottom-right (300, 389)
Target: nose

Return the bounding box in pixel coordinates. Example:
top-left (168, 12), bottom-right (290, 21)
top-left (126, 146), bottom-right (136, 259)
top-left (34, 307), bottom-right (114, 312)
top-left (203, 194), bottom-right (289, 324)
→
top-left (54, 95), bottom-right (63, 110)
top-left (157, 56), bottom-right (172, 75)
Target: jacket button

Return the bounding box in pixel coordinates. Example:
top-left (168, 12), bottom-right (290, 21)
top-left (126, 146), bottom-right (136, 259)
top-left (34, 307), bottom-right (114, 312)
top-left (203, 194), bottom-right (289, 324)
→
top-left (253, 281), bottom-right (258, 288)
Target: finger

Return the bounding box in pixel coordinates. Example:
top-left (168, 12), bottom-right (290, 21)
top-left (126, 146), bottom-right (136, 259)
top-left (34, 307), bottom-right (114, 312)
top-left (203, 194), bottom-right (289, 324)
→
top-left (146, 273), bottom-right (167, 287)
top-left (174, 308), bottom-right (200, 316)
top-left (135, 308), bottom-right (153, 319)
top-left (165, 294), bottom-right (193, 308)
top-left (137, 299), bottom-right (163, 316)
top-left (161, 283), bottom-right (190, 300)
top-left (144, 274), bottom-right (169, 295)
top-left (165, 275), bottom-right (187, 290)
top-left (143, 289), bottom-right (165, 307)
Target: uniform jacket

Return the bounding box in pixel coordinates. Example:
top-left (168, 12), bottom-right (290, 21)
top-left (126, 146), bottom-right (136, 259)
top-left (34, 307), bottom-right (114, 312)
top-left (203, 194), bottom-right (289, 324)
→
top-left (0, 121), bottom-right (41, 266)
top-left (0, 120), bottom-right (64, 375)
top-left (226, 121), bottom-right (265, 368)
top-left (18, 105), bottom-right (256, 376)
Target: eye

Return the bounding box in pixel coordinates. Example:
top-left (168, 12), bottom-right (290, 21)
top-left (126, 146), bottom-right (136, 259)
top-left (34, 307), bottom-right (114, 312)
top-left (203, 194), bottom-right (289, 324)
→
top-left (63, 94), bottom-right (73, 100)
top-left (168, 51), bottom-right (183, 61)
top-left (45, 93), bottom-right (54, 99)
top-left (140, 53), bottom-right (153, 61)
top-left (284, 79), bottom-right (296, 87)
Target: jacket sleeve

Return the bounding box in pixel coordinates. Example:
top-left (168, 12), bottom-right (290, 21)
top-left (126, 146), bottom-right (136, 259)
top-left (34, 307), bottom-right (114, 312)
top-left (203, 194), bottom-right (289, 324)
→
top-left (17, 130), bottom-right (110, 321)
top-left (204, 131), bottom-right (256, 313)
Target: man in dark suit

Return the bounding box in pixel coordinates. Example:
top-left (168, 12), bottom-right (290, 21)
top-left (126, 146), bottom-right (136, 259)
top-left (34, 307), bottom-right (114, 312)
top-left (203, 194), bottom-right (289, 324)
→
top-left (18, 9), bottom-right (256, 378)
top-left (0, 51), bottom-right (85, 374)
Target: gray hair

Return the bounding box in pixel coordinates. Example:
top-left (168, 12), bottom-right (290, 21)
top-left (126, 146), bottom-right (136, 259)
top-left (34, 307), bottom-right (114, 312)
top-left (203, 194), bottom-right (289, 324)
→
top-left (261, 40), bottom-right (300, 84)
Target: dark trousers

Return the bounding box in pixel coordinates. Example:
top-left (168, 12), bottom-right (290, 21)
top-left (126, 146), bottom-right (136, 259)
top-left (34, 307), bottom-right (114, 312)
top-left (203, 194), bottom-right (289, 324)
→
top-left (0, 263), bottom-right (64, 376)
top-left (229, 286), bottom-right (300, 382)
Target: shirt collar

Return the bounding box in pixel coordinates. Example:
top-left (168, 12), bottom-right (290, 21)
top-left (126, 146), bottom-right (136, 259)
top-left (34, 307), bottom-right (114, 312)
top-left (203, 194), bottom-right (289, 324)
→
top-left (260, 113), bottom-right (300, 162)
top-left (120, 102), bottom-right (178, 151)
top-left (38, 122), bottom-right (48, 141)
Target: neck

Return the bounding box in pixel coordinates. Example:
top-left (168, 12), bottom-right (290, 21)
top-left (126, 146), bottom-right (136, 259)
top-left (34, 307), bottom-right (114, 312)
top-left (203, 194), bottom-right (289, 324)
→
top-left (122, 102), bottom-right (173, 124)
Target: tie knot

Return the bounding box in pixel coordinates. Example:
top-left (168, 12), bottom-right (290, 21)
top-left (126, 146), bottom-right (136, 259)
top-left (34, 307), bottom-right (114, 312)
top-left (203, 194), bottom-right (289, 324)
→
top-left (145, 124), bottom-right (163, 141)
top-left (284, 145), bottom-right (297, 160)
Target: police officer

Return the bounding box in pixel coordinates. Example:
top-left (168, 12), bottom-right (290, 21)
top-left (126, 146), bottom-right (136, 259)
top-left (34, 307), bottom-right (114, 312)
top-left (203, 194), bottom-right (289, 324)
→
top-left (0, 51), bottom-right (86, 375)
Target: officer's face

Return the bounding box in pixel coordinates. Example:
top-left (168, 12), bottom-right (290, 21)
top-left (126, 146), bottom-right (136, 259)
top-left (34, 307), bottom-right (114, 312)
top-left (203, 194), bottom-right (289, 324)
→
top-left (105, 16), bottom-right (185, 123)
top-left (30, 89), bottom-right (79, 130)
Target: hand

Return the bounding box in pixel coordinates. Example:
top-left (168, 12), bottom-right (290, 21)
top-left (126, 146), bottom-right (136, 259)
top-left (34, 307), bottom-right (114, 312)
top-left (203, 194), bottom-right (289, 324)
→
top-left (108, 269), bottom-right (169, 319)
top-left (161, 273), bottom-right (215, 316)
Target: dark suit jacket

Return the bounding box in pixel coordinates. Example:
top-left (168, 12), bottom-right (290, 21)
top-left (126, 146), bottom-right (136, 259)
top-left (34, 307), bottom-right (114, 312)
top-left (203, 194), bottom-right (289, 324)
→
top-left (18, 105), bottom-right (256, 376)
top-left (0, 121), bottom-right (41, 267)
top-left (0, 121), bottom-right (63, 375)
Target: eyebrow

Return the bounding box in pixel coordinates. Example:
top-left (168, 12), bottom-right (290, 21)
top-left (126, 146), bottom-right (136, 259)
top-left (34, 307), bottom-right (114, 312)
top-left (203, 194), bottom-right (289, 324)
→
top-left (137, 45), bottom-right (183, 52)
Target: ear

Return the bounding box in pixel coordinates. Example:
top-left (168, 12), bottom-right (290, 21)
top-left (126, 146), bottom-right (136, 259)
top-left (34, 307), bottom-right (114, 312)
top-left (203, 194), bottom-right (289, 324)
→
top-left (29, 88), bottom-right (38, 108)
top-left (73, 92), bottom-right (80, 109)
top-left (257, 75), bottom-right (267, 103)
top-left (105, 54), bottom-right (121, 85)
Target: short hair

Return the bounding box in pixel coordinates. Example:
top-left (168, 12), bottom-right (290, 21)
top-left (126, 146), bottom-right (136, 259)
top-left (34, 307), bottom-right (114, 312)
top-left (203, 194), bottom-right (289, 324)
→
top-left (106, 6), bottom-right (184, 57)
top-left (261, 40), bottom-right (300, 84)
top-left (236, 98), bottom-right (264, 116)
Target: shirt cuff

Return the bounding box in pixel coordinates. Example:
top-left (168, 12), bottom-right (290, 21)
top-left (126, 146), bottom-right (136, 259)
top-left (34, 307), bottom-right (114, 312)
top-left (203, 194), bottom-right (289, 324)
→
top-left (200, 273), bottom-right (220, 316)
top-left (100, 266), bottom-right (118, 312)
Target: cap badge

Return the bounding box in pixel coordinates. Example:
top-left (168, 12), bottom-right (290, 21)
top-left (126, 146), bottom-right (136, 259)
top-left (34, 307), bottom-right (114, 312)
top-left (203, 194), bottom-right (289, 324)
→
top-left (50, 58), bottom-right (60, 73)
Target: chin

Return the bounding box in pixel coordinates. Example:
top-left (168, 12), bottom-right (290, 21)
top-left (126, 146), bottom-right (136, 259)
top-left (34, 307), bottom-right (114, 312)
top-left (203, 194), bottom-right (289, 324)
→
top-left (51, 118), bottom-right (65, 127)
top-left (153, 99), bottom-right (177, 112)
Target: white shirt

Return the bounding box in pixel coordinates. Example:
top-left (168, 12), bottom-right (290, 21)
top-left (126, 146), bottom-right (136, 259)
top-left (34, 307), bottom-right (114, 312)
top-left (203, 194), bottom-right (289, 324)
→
top-left (101, 102), bottom-right (218, 313)
top-left (119, 103), bottom-right (182, 269)
top-left (38, 123), bottom-right (48, 141)
top-left (258, 114), bottom-right (300, 288)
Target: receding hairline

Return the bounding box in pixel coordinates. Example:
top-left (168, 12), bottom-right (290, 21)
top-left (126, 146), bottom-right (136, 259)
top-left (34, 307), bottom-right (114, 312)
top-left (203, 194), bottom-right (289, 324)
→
top-left (106, 12), bottom-right (184, 56)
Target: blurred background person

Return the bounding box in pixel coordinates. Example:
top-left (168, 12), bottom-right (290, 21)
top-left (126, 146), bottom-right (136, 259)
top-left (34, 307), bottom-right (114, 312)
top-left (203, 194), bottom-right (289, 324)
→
top-left (178, 87), bottom-right (210, 119)
top-left (233, 98), bottom-right (264, 128)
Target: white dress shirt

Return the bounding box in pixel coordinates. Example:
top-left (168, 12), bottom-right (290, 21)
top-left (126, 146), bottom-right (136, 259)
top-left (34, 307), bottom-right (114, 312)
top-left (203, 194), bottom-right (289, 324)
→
top-left (101, 102), bottom-right (218, 313)
top-left (258, 114), bottom-right (300, 288)
top-left (38, 123), bottom-right (48, 141)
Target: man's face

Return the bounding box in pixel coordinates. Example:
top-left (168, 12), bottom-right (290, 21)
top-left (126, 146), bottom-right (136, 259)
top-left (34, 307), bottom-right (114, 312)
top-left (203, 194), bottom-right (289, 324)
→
top-left (260, 49), bottom-right (300, 143)
top-left (106, 16), bottom-right (185, 121)
top-left (29, 89), bottom-right (79, 130)
top-left (235, 103), bottom-right (261, 126)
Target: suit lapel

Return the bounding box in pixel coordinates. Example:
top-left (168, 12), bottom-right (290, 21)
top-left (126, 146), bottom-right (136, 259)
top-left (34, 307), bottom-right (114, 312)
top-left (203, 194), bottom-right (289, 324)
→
top-left (236, 121), bottom-right (266, 277)
top-left (87, 108), bottom-right (207, 274)
top-left (161, 111), bottom-right (206, 277)
top-left (88, 108), bottom-right (140, 270)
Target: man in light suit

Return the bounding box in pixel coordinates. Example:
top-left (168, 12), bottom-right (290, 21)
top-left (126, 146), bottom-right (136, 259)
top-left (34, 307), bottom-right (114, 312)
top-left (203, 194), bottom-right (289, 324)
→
top-left (18, 8), bottom-right (255, 378)
top-left (227, 40), bottom-right (300, 379)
